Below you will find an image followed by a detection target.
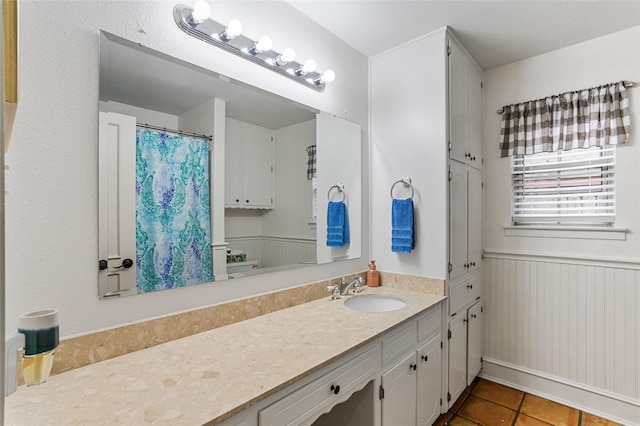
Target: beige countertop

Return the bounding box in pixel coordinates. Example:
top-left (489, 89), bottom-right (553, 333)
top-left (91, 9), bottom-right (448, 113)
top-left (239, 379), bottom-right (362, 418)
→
top-left (5, 287), bottom-right (445, 425)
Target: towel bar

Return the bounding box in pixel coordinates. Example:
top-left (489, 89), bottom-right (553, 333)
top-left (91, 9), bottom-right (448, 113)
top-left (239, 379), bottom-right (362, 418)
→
top-left (327, 183), bottom-right (346, 201)
top-left (390, 177), bottom-right (414, 199)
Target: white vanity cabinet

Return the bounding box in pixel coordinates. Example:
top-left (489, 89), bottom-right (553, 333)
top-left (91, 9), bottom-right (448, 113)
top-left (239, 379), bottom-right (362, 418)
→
top-left (219, 301), bottom-right (444, 426)
top-left (446, 32), bottom-right (483, 409)
top-left (446, 270), bottom-right (483, 407)
top-left (447, 159), bottom-right (482, 409)
top-left (225, 118), bottom-right (274, 208)
top-left (380, 307), bottom-right (442, 426)
top-left (259, 345), bottom-right (380, 426)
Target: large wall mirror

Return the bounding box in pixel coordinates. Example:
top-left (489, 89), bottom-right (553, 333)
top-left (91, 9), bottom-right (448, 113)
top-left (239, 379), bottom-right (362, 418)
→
top-left (97, 32), bottom-right (361, 298)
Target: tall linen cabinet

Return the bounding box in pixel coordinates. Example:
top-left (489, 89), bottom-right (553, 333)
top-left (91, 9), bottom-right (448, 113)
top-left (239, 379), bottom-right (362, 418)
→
top-left (370, 26), bottom-right (483, 417)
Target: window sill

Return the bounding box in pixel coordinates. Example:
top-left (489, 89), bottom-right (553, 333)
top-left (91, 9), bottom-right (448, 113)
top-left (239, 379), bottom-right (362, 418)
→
top-left (504, 225), bottom-right (629, 241)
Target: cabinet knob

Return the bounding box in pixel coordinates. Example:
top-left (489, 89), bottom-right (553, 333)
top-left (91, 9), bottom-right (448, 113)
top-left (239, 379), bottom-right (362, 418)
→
top-left (246, 200), bottom-right (249, 203)
top-left (464, 263), bottom-right (469, 269)
top-left (421, 354), bottom-right (428, 362)
top-left (409, 364), bottom-right (417, 371)
top-left (471, 262), bottom-right (476, 267)
top-left (236, 199), bottom-right (240, 203)
top-left (471, 156), bottom-right (476, 161)
top-left (471, 313), bottom-right (477, 319)
top-left (330, 384), bottom-right (340, 395)
top-left (467, 284), bottom-right (473, 289)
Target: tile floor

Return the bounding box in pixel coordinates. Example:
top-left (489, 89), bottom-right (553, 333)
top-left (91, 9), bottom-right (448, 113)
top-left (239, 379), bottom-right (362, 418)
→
top-left (434, 378), bottom-right (622, 426)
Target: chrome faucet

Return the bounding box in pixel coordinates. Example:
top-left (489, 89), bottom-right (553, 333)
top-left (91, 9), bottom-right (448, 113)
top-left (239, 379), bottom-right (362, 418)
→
top-left (327, 276), bottom-right (365, 300)
top-left (340, 276), bottom-right (364, 295)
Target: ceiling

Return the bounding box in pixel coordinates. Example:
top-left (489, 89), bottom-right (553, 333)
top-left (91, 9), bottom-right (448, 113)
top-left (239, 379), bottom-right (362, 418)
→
top-left (100, 2), bottom-right (639, 126)
top-left (286, 1), bottom-right (640, 70)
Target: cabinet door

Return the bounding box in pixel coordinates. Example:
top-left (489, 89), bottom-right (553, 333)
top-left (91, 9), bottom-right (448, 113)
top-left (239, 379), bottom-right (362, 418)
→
top-left (448, 37), bottom-right (468, 165)
top-left (467, 61), bottom-right (483, 170)
top-left (467, 168), bottom-right (483, 271)
top-left (448, 314), bottom-right (467, 407)
top-left (381, 352), bottom-right (417, 426)
top-left (449, 160), bottom-right (468, 280)
top-left (98, 112), bottom-right (137, 298)
top-left (242, 126), bottom-right (273, 207)
top-left (467, 302), bottom-right (483, 384)
top-left (225, 119), bottom-right (244, 206)
top-left (417, 335), bottom-right (442, 426)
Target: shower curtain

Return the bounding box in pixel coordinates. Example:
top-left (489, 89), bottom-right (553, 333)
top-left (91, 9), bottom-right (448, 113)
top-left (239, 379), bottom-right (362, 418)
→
top-left (135, 128), bottom-right (213, 293)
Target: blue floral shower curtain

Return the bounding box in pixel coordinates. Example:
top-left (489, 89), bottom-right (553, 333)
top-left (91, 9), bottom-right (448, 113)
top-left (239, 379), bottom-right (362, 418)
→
top-left (135, 128), bottom-right (213, 293)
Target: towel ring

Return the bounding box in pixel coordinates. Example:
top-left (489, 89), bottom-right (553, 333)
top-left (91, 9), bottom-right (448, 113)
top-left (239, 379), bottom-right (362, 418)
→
top-left (390, 177), bottom-right (414, 199)
top-left (327, 183), bottom-right (346, 202)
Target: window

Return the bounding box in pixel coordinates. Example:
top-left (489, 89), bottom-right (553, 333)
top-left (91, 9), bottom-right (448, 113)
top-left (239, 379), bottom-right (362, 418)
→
top-left (511, 146), bottom-right (615, 225)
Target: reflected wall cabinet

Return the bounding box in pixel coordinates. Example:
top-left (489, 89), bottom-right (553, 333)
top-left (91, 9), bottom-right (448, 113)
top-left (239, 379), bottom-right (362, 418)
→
top-left (225, 118), bottom-right (274, 209)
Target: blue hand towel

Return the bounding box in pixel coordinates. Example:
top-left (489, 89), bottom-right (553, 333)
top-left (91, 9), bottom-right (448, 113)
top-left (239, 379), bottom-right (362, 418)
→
top-left (327, 201), bottom-right (350, 247)
top-left (391, 198), bottom-right (414, 253)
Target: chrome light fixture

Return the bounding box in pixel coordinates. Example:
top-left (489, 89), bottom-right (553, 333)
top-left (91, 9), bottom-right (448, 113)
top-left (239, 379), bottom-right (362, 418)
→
top-left (174, 2), bottom-right (335, 92)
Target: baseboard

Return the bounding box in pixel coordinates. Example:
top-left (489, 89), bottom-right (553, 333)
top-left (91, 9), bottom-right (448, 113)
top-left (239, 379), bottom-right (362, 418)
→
top-left (480, 357), bottom-right (640, 426)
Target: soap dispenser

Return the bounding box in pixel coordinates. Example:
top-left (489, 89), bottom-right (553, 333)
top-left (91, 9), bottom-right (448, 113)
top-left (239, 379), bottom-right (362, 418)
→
top-left (367, 260), bottom-right (379, 287)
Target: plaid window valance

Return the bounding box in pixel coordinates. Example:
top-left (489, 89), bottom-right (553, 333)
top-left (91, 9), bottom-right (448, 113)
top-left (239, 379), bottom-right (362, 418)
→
top-left (306, 145), bottom-right (316, 180)
top-left (499, 81), bottom-right (630, 158)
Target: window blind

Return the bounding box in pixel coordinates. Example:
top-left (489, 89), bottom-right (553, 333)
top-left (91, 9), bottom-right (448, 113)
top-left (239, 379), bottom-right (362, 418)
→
top-left (511, 146), bottom-right (615, 225)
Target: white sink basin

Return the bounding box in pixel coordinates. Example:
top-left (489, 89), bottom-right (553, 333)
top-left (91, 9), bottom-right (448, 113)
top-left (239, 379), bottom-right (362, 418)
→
top-left (344, 295), bottom-right (407, 312)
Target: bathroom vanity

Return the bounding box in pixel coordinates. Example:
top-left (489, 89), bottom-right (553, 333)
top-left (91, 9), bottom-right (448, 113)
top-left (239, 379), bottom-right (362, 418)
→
top-left (5, 287), bottom-right (444, 425)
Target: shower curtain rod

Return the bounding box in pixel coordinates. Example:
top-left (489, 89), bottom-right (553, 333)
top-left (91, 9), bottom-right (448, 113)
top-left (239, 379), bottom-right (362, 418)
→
top-left (137, 123), bottom-right (213, 141)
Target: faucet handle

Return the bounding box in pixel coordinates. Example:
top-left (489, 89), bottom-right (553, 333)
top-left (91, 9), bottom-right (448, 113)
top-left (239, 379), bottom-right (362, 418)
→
top-left (353, 282), bottom-right (362, 294)
top-left (327, 284), bottom-right (341, 300)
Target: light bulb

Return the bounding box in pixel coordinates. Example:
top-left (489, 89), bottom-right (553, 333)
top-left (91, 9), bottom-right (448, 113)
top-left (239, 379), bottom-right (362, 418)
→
top-left (221, 19), bottom-right (243, 41)
top-left (250, 36), bottom-right (272, 54)
top-left (275, 48), bottom-right (296, 66)
top-left (300, 59), bottom-right (317, 74)
top-left (190, 1), bottom-right (211, 25)
top-left (315, 70), bottom-right (335, 85)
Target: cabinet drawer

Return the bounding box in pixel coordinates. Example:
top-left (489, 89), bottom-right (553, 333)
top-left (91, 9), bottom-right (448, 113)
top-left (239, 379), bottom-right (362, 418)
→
top-left (381, 322), bottom-right (417, 366)
top-left (418, 306), bottom-right (441, 343)
top-left (259, 346), bottom-right (379, 426)
top-left (449, 273), bottom-right (481, 315)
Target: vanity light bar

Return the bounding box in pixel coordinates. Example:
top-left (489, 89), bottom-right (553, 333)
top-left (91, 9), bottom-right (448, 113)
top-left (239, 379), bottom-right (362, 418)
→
top-left (173, 4), bottom-right (335, 92)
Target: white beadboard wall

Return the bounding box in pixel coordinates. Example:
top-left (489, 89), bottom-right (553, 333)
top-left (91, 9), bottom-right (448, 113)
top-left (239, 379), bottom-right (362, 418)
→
top-left (483, 253), bottom-right (640, 423)
top-left (481, 26), bottom-right (640, 424)
top-left (227, 236), bottom-right (316, 269)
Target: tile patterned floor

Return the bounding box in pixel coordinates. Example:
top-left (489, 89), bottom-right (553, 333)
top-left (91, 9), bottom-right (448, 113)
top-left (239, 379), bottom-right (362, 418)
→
top-left (434, 378), bottom-right (622, 426)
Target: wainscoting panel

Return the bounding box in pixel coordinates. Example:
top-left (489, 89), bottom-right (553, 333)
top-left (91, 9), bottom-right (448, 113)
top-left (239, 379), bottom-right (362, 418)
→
top-left (227, 236), bottom-right (316, 269)
top-left (260, 236), bottom-right (316, 268)
top-left (483, 254), bottom-right (640, 407)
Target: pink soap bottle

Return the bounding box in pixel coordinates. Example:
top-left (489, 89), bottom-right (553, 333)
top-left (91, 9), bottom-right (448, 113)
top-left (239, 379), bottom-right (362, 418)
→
top-left (367, 260), bottom-right (380, 287)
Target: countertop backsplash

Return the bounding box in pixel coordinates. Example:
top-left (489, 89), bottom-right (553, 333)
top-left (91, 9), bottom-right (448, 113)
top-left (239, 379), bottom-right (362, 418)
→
top-left (40, 271), bottom-right (443, 379)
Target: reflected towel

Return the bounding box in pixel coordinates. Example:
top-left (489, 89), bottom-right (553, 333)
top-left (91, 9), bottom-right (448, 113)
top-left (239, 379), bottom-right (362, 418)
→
top-left (391, 198), bottom-right (414, 253)
top-left (326, 201), bottom-right (350, 247)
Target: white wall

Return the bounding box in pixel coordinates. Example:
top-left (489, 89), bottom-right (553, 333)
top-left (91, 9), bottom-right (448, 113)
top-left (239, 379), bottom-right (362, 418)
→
top-left (482, 26), bottom-right (640, 424)
top-left (369, 29), bottom-right (448, 279)
top-left (263, 119), bottom-right (316, 240)
top-left (483, 26), bottom-right (640, 260)
top-left (5, 1), bottom-right (368, 337)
